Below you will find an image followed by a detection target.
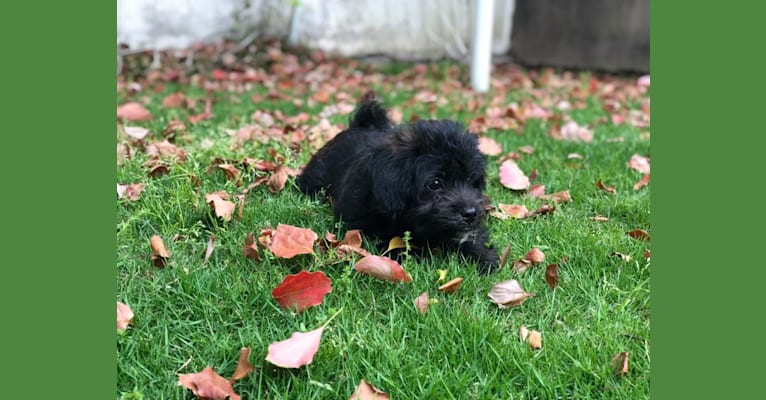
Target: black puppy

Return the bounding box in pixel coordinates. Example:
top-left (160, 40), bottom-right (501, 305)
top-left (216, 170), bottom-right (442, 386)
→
top-left (297, 96), bottom-right (499, 273)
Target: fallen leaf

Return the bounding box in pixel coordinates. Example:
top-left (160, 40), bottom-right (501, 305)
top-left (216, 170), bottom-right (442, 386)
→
top-left (436, 269), bottom-right (448, 282)
top-left (527, 184), bottom-right (546, 198)
top-left (353, 255), bottom-right (412, 283)
top-left (203, 235), bottom-right (215, 265)
top-left (265, 326), bottom-right (324, 368)
top-left (385, 236), bottom-right (407, 253)
top-left (540, 190), bottom-right (572, 203)
top-left (637, 74), bottom-right (650, 87)
top-left (117, 183), bottom-right (145, 201)
top-left (189, 98), bottom-right (214, 123)
top-left (267, 166), bottom-right (289, 193)
top-left (512, 259), bottom-right (532, 273)
top-left (117, 102), bottom-right (152, 121)
top-left (518, 145), bottom-right (535, 154)
top-left (150, 235), bottom-right (170, 267)
top-left (350, 380), bottom-right (390, 400)
top-left (117, 301), bottom-right (134, 332)
top-left (271, 270), bottom-right (332, 312)
top-left (567, 153), bottom-right (584, 159)
top-left (145, 140), bottom-right (187, 161)
top-left (628, 154), bottom-right (650, 174)
top-left (341, 230), bottom-right (363, 248)
top-left (628, 229), bottom-right (651, 241)
top-left (499, 245), bottom-right (512, 269)
top-left (611, 252), bottom-right (632, 262)
top-left (414, 292), bottom-right (429, 314)
top-left (595, 179), bottom-right (616, 194)
top-left (497, 204), bottom-right (529, 219)
top-left (217, 164), bottom-right (241, 182)
top-left (205, 192), bottom-right (236, 222)
top-left (337, 244), bottom-right (372, 258)
top-left (645, 249), bottom-right (651, 262)
top-left (559, 120), bottom-right (593, 142)
top-left (611, 352), bottom-right (630, 376)
top-left (269, 223), bottom-right (318, 258)
top-left (590, 216), bottom-right (609, 222)
top-left (243, 232), bottom-right (261, 260)
top-left (526, 204), bottom-right (556, 218)
top-left (527, 330), bottom-right (542, 350)
top-left (499, 160), bottom-right (530, 190)
top-left (438, 277), bottom-right (464, 293)
top-left (488, 279), bottom-right (535, 308)
top-left (162, 92), bottom-right (186, 108)
top-left (230, 347), bottom-right (254, 382)
top-left (178, 367), bottom-right (241, 400)
top-left (545, 264), bottom-right (559, 289)
top-left (634, 173), bottom-right (650, 191)
top-left (123, 126), bottom-right (150, 140)
top-left (518, 325), bottom-right (529, 342)
top-left (477, 137), bottom-right (503, 156)
top-left (525, 248), bottom-right (546, 265)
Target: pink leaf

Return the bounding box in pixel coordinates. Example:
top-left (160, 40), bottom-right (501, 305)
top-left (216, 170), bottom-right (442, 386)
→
top-left (499, 160), bottom-right (530, 190)
top-left (477, 137), bottom-right (503, 156)
top-left (560, 120), bottom-right (593, 143)
top-left (117, 301), bottom-right (134, 332)
top-left (628, 154), bottom-right (651, 174)
top-left (488, 279), bottom-right (535, 309)
top-left (117, 102), bottom-right (153, 122)
top-left (353, 255), bottom-right (412, 282)
top-left (265, 326), bottom-right (324, 368)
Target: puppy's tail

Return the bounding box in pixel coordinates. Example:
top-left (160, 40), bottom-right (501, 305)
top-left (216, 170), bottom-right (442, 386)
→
top-left (349, 92), bottom-right (391, 130)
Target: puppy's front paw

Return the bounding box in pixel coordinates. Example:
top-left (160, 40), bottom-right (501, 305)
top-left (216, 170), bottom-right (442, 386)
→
top-left (476, 248), bottom-right (500, 275)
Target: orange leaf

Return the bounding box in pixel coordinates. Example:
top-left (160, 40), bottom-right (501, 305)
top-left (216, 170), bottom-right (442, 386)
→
top-left (341, 230), bottom-right (363, 248)
top-left (353, 255), bottom-right (412, 283)
top-left (634, 173), bottom-right (650, 191)
top-left (117, 301), bottom-right (134, 332)
top-left (414, 292), bottom-right (429, 314)
top-left (488, 279), bottom-right (534, 308)
top-left (178, 367), bottom-right (241, 400)
top-left (230, 347), bottom-right (254, 382)
top-left (628, 229), bottom-right (651, 241)
top-left (611, 352), bottom-right (630, 376)
top-left (205, 192), bottom-right (236, 222)
top-left (162, 92), bottom-right (186, 108)
top-left (527, 330), bottom-right (542, 350)
top-left (265, 326), bottom-right (324, 368)
top-left (350, 380), bottom-right (390, 400)
top-left (518, 325), bottom-right (529, 342)
top-left (438, 277), bottom-right (464, 293)
top-left (269, 223), bottom-right (318, 258)
top-left (117, 102), bottom-right (152, 121)
top-left (336, 244), bottom-right (372, 258)
top-left (497, 204), bottom-right (529, 219)
top-left (150, 235), bottom-right (170, 267)
top-left (545, 264), bottom-right (559, 289)
top-left (595, 179), bottom-right (616, 194)
top-left (271, 270), bottom-right (332, 312)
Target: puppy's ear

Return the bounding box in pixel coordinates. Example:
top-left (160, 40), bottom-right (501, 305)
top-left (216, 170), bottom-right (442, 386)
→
top-left (390, 127), bottom-right (420, 155)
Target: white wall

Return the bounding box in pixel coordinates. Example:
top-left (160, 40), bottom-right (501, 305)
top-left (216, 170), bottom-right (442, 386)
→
top-left (117, 0), bottom-right (515, 60)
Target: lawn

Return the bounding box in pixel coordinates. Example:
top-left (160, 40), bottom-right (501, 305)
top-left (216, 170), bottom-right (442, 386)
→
top-left (117, 42), bottom-right (650, 399)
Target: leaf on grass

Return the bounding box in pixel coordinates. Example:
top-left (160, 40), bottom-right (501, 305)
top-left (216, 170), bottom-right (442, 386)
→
top-left (628, 229), bottom-right (651, 241)
top-left (162, 92), bottom-right (186, 108)
top-left (645, 249), bottom-right (651, 262)
top-left (203, 235), bottom-right (215, 265)
top-left (488, 279), bottom-right (534, 308)
top-left (567, 153), bottom-right (584, 159)
top-left (512, 259), bottom-right (531, 274)
top-left (386, 236), bottom-right (406, 253)
top-left (527, 184), bottom-right (546, 198)
top-left (188, 98), bottom-right (214, 123)
top-left (611, 352), bottom-right (630, 376)
top-left (628, 154), bottom-right (650, 174)
top-left (499, 245), bottom-right (512, 269)
top-left (545, 264), bottom-right (559, 289)
top-left (230, 347), bottom-right (254, 382)
top-left (117, 102), bottom-right (152, 121)
top-left (634, 173), bottom-right (650, 191)
top-left (271, 270), bottom-right (332, 312)
top-left (595, 179), bottom-right (616, 194)
top-left (438, 277), bottom-right (464, 293)
top-left (341, 230), bottom-right (363, 248)
top-left (611, 252), bottom-right (632, 262)
top-left (150, 235), bottom-right (170, 267)
top-left (590, 215), bottom-right (609, 222)
top-left (353, 255), bottom-right (412, 283)
top-left (146, 140), bottom-right (188, 161)
top-left (265, 326), bottom-right (324, 368)
top-left (414, 292), bottom-right (429, 314)
top-left (499, 160), bottom-right (530, 190)
top-left (526, 204), bottom-right (556, 218)
top-left (497, 204), bottom-right (529, 219)
top-left (436, 269), bottom-right (449, 282)
top-left (525, 248), bottom-right (546, 265)
top-left (350, 380), bottom-right (390, 400)
top-left (527, 330), bottom-right (542, 350)
top-left (117, 183), bottom-right (145, 201)
top-left (205, 192), bottom-right (236, 222)
top-left (518, 325), bottom-right (529, 342)
top-left (217, 164), bottom-right (241, 182)
top-left (269, 223), bottom-right (318, 258)
top-left (243, 233), bottom-right (261, 260)
top-left (178, 367), bottom-right (241, 400)
top-left (337, 244), bottom-right (372, 258)
top-left (559, 120), bottom-right (593, 142)
top-left (267, 166), bottom-right (289, 193)
top-left (117, 301), bottom-right (134, 332)
top-left (540, 190), bottom-right (572, 203)
top-left (123, 126), bottom-right (150, 140)
top-left (477, 137), bottom-right (503, 156)
top-left (518, 145), bottom-right (535, 155)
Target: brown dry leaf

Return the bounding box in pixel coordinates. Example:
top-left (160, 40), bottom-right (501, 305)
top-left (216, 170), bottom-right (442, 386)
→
top-left (499, 245), bottom-right (512, 269)
top-left (205, 192), bottom-right (236, 222)
top-left (117, 301), bottom-right (134, 332)
top-left (268, 166), bottom-right (289, 193)
top-left (545, 264), bottom-right (559, 289)
top-left (217, 164), bottom-right (241, 182)
top-left (526, 204), bottom-right (556, 218)
top-left (148, 163), bottom-right (169, 178)
top-left (341, 230), bottom-right (363, 248)
top-left (203, 235), bottom-right (215, 265)
top-left (414, 292), bottom-right (429, 314)
top-left (350, 380), bottom-right (390, 400)
top-left (519, 325), bottom-right (529, 342)
top-left (117, 183), bottom-right (145, 201)
top-left (243, 232), bottom-right (261, 260)
top-left (488, 279), bottom-right (535, 308)
top-left (525, 248), bottom-right (546, 265)
top-left (518, 145), bottom-right (535, 155)
top-left (540, 190), bottom-right (572, 203)
top-left (634, 173), bottom-right (650, 191)
top-left (188, 98), bottom-right (214, 123)
top-left (477, 137), bottom-right (503, 156)
top-left (117, 102), bottom-right (153, 122)
top-left (162, 92), bottom-right (186, 108)
top-left (628, 229), bottom-right (651, 241)
top-left (123, 126), bottom-right (150, 140)
top-left (512, 259), bottom-right (532, 273)
top-left (595, 179), bottom-right (616, 194)
top-left (230, 347), bottom-right (254, 382)
top-left (337, 244), bottom-right (372, 258)
top-left (590, 216), bottom-right (610, 222)
top-left (438, 277), bottom-right (464, 293)
top-left (150, 235), bottom-right (170, 267)
top-left (146, 140), bottom-right (188, 161)
top-left (527, 330), bottom-right (542, 350)
top-left (611, 352), bottom-right (630, 376)
top-left (178, 367), bottom-right (241, 400)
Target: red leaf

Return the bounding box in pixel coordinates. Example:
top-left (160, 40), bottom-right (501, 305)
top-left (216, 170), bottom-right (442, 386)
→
top-left (117, 301), bottom-right (133, 331)
top-left (271, 270), bottom-right (332, 312)
top-left (189, 98), bottom-right (214, 123)
top-left (162, 92), bottom-right (186, 108)
top-left (117, 102), bottom-right (152, 121)
top-left (265, 326), bottom-right (324, 368)
top-left (269, 223), bottom-right (318, 258)
top-left (178, 367), bottom-right (241, 400)
top-left (497, 204), bottom-right (529, 219)
top-left (628, 229), bottom-right (651, 241)
top-left (499, 160), bottom-right (530, 190)
top-left (353, 255), bottom-right (412, 282)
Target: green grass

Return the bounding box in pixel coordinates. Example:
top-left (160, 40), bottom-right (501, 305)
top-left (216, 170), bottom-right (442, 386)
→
top-left (117, 60), bottom-right (649, 399)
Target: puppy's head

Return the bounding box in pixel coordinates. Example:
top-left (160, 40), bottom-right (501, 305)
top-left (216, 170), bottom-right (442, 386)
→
top-left (374, 120), bottom-right (489, 244)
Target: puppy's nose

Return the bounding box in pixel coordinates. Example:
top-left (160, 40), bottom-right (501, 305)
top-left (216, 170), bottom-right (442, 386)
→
top-left (461, 206), bottom-right (478, 222)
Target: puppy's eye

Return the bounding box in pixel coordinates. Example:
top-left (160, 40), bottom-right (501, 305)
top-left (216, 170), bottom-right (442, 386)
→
top-left (427, 178), bottom-right (443, 191)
